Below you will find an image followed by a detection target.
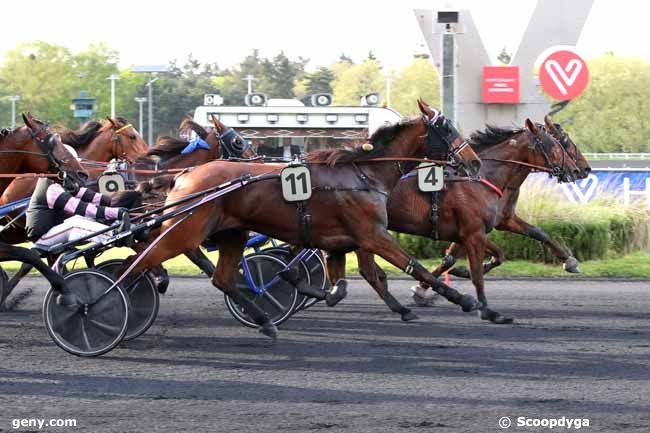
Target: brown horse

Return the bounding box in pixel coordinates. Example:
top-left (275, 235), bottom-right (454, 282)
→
top-left (354, 119), bottom-right (579, 324)
top-left (0, 114), bottom-right (87, 306)
top-left (58, 117), bottom-right (148, 164)
top-left (122, 100), bottom-right (482, 339)
top-left (431, 116), bottom-right (592, 286)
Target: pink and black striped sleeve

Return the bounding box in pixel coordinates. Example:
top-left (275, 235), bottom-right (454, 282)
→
top-left (47, 183), bottom-right (122, 220)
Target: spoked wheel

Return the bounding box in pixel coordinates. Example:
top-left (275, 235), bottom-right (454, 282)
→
top-left (225, 253), bottom-right (298, 328)
top-left (43, 269), bottom-right (129, 357)
top-left (96, 259), bottom-right (159, 341)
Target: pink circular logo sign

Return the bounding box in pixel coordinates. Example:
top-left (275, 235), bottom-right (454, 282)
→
top-left (539, 49), bottom-right (589, 100)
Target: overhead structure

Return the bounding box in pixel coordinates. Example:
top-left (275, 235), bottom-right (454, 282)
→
top-left (414, 0), bottom-right (594, 133)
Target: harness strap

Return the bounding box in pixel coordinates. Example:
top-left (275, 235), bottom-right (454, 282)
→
top-left (430, 191), bottom-right (439, 240)
top-left (296, 201), bottom-right (312, 248)
top-left (114, 124), bottom-right (133, 134)
top-left (478, 177), bottom-right (504, 198)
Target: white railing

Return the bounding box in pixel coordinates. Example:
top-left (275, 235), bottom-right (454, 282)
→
top-left (583, 153), bottom-right (650, 160)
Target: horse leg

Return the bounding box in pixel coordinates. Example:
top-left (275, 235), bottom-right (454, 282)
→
top-left (482, 239), bottom-right (504, 274)
top-left (499, 215), bottom-right (579, 273)
top-left (4, 261), bottom-right (34, 298)
top-left (278, 251), bottom-right (346, 305)
top-left (356, 250), bottom-right (417, 321)
top-left (184, 247), bottom-right (215, 277)
top-left (359, 231), bottom-right (477, 312)
top-left (313, 251), bottom-right (347, 307)
top-left (211, 230), bottom-right (277, 340)
top-left (411, 243), bottom-right (463, 307)
top-left (464, 233), bottom-right (513, 324)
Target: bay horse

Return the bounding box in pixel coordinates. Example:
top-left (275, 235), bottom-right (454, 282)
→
top-left (431, 116), bottom-right (592, 285)
top-left (123, 100), bottom-right (483, 339)
top-left (0, 113), bottom-right (87, 307)
top-left (354, 119), bottom-right (579, 324)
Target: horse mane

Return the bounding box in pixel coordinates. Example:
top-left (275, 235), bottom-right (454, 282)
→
top-left (57, 120), bottom-right (103, 149)
top-left (145, 136), bottom-right (189, 158)
top-left (468, 125), bottom-right (525, 153)
top-left (305, 117), bottom-right (418, 166)
top-left (179, 117), bottom-right (209, 139)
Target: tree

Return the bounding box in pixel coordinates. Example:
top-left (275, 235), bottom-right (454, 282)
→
top-left (552, 54), bottom-right (650, 152)
top-left (0, 42), bottom-right (76, 125)
top-left (332, 59), bottom-right (384, 105)
top-left (390, 58), bottom-right (441, 116)
top-left (148, 55), bottom-right (222, 138)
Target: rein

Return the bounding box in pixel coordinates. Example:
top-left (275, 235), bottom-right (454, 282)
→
top-left (480, 158), bottom-right (554, 174)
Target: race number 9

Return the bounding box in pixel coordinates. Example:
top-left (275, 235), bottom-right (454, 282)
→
top-left (98, 173), bottom-right (126, 195)
top-left (281, 166), bottom-right (312, 202)
top-left (417, 164), bottom-right (444, 192)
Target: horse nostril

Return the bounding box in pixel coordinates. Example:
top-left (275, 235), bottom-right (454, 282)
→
top-left (78, 171), bottom-right (89, 183)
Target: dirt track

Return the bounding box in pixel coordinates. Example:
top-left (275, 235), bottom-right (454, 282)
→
top-left (1, 277), bottom-right (649, 432)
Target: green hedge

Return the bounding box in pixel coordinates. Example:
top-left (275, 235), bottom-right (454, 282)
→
top-left (394, 214), bottom-right (638, 263)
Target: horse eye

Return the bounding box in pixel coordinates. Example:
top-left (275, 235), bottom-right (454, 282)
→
top-left (129, 135), bottom-right (136, 140)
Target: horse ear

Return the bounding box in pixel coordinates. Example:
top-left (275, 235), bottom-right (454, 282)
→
top-left (22, 113), bottom-right (30, 127)
top-left (525, 118), bottom-right (539, 135)
top-left (417, 99), bottom-right (433, 118)
top-left (210, 114), bottom-right (225, 133)
top-left (106, 117), bottom-right (117, 128)
top-left (544, 115), bottom-right (556, 131)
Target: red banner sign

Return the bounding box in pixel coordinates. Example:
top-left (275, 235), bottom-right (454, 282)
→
top-left (482, 66), bottom-right (520, 104)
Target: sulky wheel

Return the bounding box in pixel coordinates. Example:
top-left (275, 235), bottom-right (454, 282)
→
top-left (43, 269), bottom-right (129, 357)
top-left (96, 259), bottom-right (159, 341)
top-left (225, 253), bottom-right (298, 328)
top-left (262, 246), bottom-right (314, 312)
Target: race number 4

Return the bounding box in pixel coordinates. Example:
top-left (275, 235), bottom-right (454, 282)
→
top-left (281, 166), bottom-right (312, 202)
top-left (417, 164), bottom-right (444, 192)
top-left (98, 173), bottom-right (126, 195)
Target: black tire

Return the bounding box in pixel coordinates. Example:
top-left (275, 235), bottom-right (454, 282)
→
top-left (224, 253), bottom-right (298, 328)
top-left (43, 269), bottom-right (129, 357)
top-left (96, 259), bottom-right (159, 341)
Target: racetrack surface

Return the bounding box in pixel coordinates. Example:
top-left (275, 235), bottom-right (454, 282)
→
top-left (0, 277), bottom-right (649, 433)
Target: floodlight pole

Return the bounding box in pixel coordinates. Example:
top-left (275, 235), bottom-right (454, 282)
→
top-left (107, 74), bottom-right (120, 118)
top-left (146, 78), bottom-right (159, 146)
top-left (385, 73), bottom-right (391, 107)
top-left (9, 95), bottom-right (20, 128)
top-left (441, 27), bottom-right (456, 125)
top-left (134, 97), bottom-right (147, 135)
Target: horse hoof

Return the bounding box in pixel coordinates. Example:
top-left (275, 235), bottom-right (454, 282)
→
top-left (326, 279), bottom-right (347, 307)
top-left (410, 287), bottom-right (439, 307)
top-left (401, 310), bottom-right (418, 321)
top-left (480, 308), bottom-right (514, 324)
top-left (259, 322), bottom-right (278, 341)
top-left (459, 294), bottom-right (478, 312)
top-left (563, 257), bottom-right (580, 274)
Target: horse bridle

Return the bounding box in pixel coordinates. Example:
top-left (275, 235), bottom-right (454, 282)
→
top-left (25, 122), bottom-right (68, 174)
top-left (528, 125), bottom-right (573, 182)
top-left (218, 127), bottom-right (253, 159)
top-left (553, 124), bottom-right (580, 166)
top-left (111, 123), bottom-right (135, 162)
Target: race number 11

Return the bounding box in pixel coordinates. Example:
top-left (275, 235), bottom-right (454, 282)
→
top-left (417, 164), bottom-right (444, 192)
top-left (281, 166), bottom-right (312, 201)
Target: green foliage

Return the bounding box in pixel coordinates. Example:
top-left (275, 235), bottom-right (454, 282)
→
top-left (390, 58), bottom-right (441, 115)
top-left (553, 54), bottom-right (650, 152)
top-left (332, 59), bottom-right (384, 105)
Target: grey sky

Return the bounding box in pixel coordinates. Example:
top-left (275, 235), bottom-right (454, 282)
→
top-left (1, 0), bottom-right (647, 71)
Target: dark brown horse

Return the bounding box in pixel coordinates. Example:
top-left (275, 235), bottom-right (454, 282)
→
top-left (123, 100), bottom-right (483, 339)
top-left (0, 114), bottom-right (87, 306)
top-left (354, 119), bottom-right (579, 324)
top-left (430, 116), bottom-right (592, 285)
